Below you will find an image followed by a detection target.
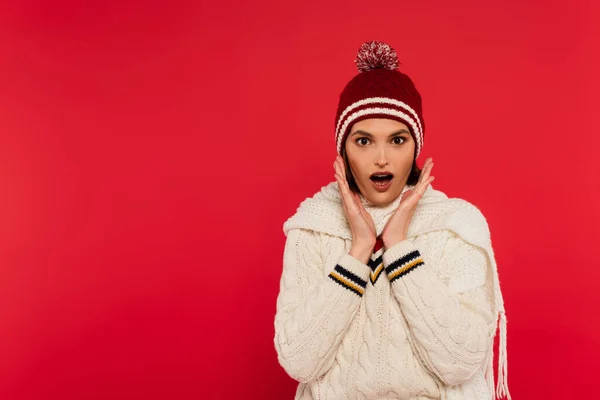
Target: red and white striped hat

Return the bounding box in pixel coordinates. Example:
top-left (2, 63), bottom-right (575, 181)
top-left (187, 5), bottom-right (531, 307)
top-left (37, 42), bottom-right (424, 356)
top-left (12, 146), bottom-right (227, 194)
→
top-left (335, 41), bottom-right (425, 158)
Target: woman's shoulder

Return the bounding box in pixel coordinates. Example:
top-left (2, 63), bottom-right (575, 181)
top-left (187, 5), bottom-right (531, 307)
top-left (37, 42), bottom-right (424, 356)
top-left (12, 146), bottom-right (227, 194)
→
top-left (447, 197), bottom-right (488, 226)
top-left (282, 182), bottom-right (349, 240)
top-left (426, 186), bottom-right (489, 225)
top-left (414, 186), bottom-right (492, 249)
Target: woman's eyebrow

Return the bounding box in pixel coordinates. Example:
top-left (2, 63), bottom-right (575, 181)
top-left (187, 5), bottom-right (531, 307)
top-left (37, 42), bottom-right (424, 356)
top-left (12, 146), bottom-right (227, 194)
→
top-left (350, 129), bottom-right (410, 138)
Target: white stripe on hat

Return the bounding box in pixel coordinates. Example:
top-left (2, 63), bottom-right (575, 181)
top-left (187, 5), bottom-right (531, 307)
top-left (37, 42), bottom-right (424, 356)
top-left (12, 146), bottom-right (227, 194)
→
top-left (336, 106), bottom-right (423, 157)
top-left (336, 97), bottom-right (423, 144)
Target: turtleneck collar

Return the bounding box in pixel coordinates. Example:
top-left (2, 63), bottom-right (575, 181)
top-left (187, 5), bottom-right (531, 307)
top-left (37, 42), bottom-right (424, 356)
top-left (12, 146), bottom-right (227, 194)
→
top-left (358, 183), bottom-right (415, 213)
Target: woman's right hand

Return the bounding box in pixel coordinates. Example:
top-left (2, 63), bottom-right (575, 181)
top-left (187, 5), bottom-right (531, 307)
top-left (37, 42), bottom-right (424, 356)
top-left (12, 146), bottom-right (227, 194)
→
top-left (334, 155), bottom-right (377, 261)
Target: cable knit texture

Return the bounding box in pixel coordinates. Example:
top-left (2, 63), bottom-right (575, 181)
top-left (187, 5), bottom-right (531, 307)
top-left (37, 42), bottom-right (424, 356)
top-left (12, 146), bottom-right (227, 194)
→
top-left (275, 182), bottom-right (511, 400)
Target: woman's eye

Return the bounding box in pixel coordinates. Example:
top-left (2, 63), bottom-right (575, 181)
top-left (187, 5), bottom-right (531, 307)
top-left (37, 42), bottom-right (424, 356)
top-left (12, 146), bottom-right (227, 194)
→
top-left (356, 137), bottom-right (405, 146)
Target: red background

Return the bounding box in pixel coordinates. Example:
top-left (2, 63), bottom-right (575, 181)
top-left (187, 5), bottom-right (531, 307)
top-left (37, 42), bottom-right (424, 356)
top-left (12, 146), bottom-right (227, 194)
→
top-left (1, 0), bottom-right (599, 399)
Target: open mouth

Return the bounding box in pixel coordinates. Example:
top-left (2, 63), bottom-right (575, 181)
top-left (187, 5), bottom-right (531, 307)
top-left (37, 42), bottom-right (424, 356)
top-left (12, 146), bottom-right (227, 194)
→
top-left (370, 173), bottom-right (393, 182)
top-left (370, 172), bottom-right (394, 191)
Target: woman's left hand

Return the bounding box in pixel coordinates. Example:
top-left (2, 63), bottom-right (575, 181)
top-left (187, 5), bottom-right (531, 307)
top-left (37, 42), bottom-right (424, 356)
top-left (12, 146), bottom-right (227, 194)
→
top-left (381, 157), bottom-right (435, 249)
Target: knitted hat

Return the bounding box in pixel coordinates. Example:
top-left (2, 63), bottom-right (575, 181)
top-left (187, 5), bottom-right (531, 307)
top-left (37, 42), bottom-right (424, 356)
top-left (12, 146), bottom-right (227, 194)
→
top-left (335, 41), bottom-right (425, 158)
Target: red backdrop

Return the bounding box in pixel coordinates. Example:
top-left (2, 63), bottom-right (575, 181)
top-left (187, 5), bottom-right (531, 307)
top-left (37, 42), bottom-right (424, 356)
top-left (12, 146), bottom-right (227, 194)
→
top-left (1, 0), bottom-right (599, 399)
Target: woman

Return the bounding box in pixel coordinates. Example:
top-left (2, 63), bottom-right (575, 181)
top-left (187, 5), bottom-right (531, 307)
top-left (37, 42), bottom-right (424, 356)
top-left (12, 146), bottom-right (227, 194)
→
top-left (274, 41), bottom-right (511, 400)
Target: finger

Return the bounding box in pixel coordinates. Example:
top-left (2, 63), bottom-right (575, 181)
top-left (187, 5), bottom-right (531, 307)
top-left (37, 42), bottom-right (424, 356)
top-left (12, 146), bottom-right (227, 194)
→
top-left (338, 156), bottom-right (348, 182)
top-left (350, 192), bottom-right (361, 213)
top-left (335, 158), bottom-right (349, 185)
top-left (419, 159), bottom-right (432, 182)
top-left (421, 157), bottom-right (432, 171)
top-left (351, 192), bottom-right (364, 212)
top-left (337, 155), bottom-right (346, 174)
top-left (353, 193), bottom-right (375, 232)
top-left (335, 172), bottom-right (348, 195)
top-left (334, 160), bottom-right (347, 188)
top-left (334, 171), bottom-right (348, 201)
top-left (336, 172), bottom-right (359, 214)
top-left (416, 176), bottom-right (435, 196)
top-left (335, 158), bottom-right (362, 215)
top-left (424, 159), bottom-right (434, 177)
top-left (336, 160), bottom-right (354, 197)
top-left (335, 164), bottom-right (351, 192)
top-left (335, 173), bottom-right (353, 214)
top-left (350, 191), bottom-right (359, 205)
top-left (415, 159), bottom-right (434, 192)
top-left (425, 160), bottom-right (434, 177)
top-left (413, 164), bottom-right (426, 192)
top-left (418, 157), bottom-right (431, 175)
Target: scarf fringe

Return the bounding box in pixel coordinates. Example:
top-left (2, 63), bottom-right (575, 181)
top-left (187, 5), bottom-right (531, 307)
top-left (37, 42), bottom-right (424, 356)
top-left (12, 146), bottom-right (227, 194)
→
top-left (485, 311), bottom-right (511, 400)
top-left (496, 311), bottom-right (511, 400)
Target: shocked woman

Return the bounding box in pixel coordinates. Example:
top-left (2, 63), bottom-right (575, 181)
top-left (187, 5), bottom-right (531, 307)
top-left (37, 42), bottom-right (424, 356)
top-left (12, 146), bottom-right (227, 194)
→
top-left (274, 40), bottom-right (511, 400)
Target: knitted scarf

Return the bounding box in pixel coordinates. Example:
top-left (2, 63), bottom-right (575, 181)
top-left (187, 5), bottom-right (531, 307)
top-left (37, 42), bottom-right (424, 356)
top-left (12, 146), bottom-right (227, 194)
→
top-left (283, 181), bottom-right (511, 400)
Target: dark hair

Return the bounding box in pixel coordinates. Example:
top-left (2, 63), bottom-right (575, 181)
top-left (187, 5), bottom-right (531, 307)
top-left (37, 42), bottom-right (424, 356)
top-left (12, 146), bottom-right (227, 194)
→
top-left (341, 146), bottom-right (422, 194)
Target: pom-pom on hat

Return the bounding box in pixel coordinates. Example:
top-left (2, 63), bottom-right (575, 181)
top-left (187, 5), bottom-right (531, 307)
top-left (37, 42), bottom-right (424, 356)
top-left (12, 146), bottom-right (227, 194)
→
top-left (335, 41), bottom-right (425, 158)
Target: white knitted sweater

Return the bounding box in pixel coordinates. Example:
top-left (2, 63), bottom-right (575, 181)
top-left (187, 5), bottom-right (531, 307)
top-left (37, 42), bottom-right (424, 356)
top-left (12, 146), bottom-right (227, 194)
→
top-left (275, 182), bottom-right (511, 400)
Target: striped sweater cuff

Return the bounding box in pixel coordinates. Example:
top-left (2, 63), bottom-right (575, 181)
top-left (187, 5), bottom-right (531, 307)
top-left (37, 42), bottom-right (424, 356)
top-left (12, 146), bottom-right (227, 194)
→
top-left (383, 240), bottom-right (425, 283)
top-left (328, 253), bottom-right (370, 297)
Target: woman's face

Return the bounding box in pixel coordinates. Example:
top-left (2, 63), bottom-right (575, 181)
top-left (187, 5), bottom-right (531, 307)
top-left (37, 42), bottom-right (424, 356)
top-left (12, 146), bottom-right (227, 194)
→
top-left (344, 118), bottom-right (415, 207)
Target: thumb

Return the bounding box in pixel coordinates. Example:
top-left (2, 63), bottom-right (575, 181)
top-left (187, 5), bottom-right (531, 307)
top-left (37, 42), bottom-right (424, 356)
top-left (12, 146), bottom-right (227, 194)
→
top-left (401, 189), bottom-right (413, 202)
top-left (352, 192), bottom-right (369, 218)
top-left (351, 192), bottom-right (362, 208)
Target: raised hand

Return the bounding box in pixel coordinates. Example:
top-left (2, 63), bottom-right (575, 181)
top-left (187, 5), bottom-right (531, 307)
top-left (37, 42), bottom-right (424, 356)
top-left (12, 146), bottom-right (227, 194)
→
top-left (334, 155), bottom-right (376, 263)
top-left (380, 157), bottom-right (435, 249)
